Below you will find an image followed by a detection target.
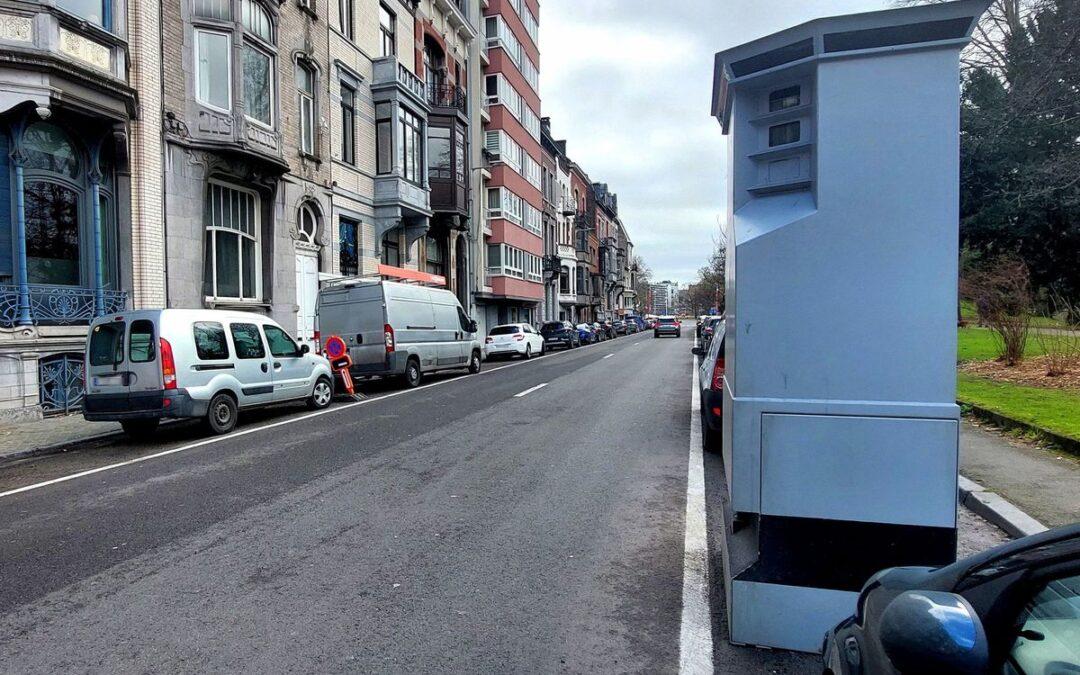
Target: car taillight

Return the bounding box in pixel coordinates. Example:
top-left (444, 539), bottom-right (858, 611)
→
top-left (313, 330), bottom-right (322, 355)
top-left (514, 334), bottom-right (525, 341)
top-left (160, 337), bottom-right (177, 390)
top-left (711, 357), bottom-right (725, 391)
top-left (384, 324), bottom-right (395, 353)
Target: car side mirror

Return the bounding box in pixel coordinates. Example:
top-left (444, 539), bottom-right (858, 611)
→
top-left (300, 344), bottom-right (311, 355)
top-left (879, 591), bottom-right (989, 675)
top-left (691, 347), bottom-right (704, 356)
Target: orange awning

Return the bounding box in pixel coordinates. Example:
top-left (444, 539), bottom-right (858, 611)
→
top-left (378, 264), bottom-right (447, 286)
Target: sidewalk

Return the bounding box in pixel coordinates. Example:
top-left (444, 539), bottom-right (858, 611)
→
top-left (960, 418), bottom-right (1080, 528)
top-left (0, 414), bottom-right (122, 463)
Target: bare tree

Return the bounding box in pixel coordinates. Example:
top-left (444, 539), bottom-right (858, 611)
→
top-left (960, 255), bottom-right (1033, 366)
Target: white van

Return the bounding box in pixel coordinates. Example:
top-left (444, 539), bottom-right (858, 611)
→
top-left (316, 280), bottom-right (482, 388)
top-left (83, 309), bottom-right (333, 436)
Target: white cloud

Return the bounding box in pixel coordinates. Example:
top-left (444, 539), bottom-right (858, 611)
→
top-left (538, 0), bottom-right (891, 283)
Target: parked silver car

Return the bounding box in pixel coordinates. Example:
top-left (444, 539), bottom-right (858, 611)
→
top-left (317, 280), bottom-right (482, 388)
top-left (84, 309), bottom-right (333, 436)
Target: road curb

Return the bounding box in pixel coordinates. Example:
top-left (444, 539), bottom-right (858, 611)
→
top-left (958, 474), bottom-right (1048, 539)
top-left (961, 403), bottom-right (1080, 457)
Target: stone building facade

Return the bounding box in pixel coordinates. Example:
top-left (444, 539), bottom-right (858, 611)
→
top-left (160, 0), bottom-right (333, 346)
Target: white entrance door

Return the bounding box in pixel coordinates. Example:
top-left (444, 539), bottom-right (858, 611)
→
top-left (295, 250), bottom-right (319, 344)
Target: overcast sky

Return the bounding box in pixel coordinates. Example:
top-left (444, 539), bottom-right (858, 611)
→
top-left (539, 0), bottom-right (893, 284)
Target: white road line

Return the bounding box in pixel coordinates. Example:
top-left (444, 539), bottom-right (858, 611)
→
top-left (679, 342), bottom-right (714, 674)
top-left (603, 354), bottom-right (614, 360)
top-left (0, 334), bottom-right (633, 500)
top-left (513, 383), bottom-right (548, 398)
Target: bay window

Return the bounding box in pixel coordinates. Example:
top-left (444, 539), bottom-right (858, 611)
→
top-left (397, 107), bottom-right (424, 185)
top-left (203, 182), bottom-right (260, 301)
top-left (57, 0), bottom-right (110, 29)
top-left (195, 30), bottom-right (231, 111)
top-left (243, 45), bottom-right (273, 126)
top-left (375, 102), bottom-right (391, 173)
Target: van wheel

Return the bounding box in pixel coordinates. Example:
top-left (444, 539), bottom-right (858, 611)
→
top-left (308, 376), bottom-right (334, 410)
top-left (468, 350), bottom-right (482, 374)
top-left (403, 358), bottom-right (422, 388)
top-left (121, 419), bottom-right (159, 439)
top-left (205, 393), bottom-right (238, 435)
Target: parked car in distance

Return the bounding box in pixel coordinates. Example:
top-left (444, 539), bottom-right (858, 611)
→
top-left (540, 321), bottom-right (581, 350)
top-left (576, 323), bottom-right (597, 344)
top-left (485, 323), bottom-right (545, 360)
top-left (692, 323), bottom-right (725, 450)
top-left (823, 523), bottom-right (1080, 675)
top-left (654, 316), bottom-right (681, 338)
top-left (612, 320), bottom-right (627, 336)
top-left (84, 309), bottom-right (334, 437)
top-left (591, 322), bottom-right (607, 341)
top-left (600, 320), bottom-right (616, 339)
top-left (701, 316), bottom-right (724, 348)
top-left (317, 280), bottom-right (482, 389)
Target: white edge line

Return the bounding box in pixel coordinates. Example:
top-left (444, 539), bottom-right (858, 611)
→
top-left (679, 338), bottom-right (714, 674)
top-left (1, 334), bottom-right (645, 500)
top-left (513, 383), bottom-right (548, 398)
top-left (603, 354), bottom-right (614, 360)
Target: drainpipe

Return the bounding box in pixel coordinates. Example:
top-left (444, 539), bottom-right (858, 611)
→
top-left (89, 143), bottom-right (105, 316)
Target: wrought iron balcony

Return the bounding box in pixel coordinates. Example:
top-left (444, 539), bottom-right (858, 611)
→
top-left (0, 285), bottom-right (128, 327)
top-left (428, 83), bottom-right (467, 114)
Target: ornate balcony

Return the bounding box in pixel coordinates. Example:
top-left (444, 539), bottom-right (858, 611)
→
top-left (0, 285), bottom-right (128, 328)
top-left (427, 83), bottom-right (467, 114)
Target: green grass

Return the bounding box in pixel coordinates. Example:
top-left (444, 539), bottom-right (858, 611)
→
top-left (960, 299), bottom-right (1072, 329)
top-left (957, 326), bottom-right (1046, 362)
top-left (957, 373), bottom-right (1080, 442)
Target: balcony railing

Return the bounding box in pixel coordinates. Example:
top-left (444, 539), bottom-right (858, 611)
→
top-left (0, 285), bottom-right (128, 327)
top-left (373, 57), bottom-right (426, 103)
top-left (428, 83), bottom-right (467, 114)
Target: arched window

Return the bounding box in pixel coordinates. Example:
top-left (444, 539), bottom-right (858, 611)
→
top-left (23, 123), bottom-right (80, 179)
top-left (193, 0), bottom-right (230, 20)
top-left (298, 203), bottom-right (318, 245)
top-left (242, 0), bottom-right (273, 41)
top-left (203, 181), bottom-right (260, 300)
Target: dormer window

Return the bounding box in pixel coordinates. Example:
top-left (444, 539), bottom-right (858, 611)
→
top-left (768, 85), bottom-right (801, 112)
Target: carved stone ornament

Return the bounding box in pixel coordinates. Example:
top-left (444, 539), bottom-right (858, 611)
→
top-left (0, 14), bottom-right (33, 42)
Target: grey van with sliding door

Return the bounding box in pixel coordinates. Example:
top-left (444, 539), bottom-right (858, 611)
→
top-left (83, 309), bottom-right (333, 436)
top-left (316, 280), bottom-right (482, 388)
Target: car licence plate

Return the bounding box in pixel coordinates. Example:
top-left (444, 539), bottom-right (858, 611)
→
top-left (93, 374), bottom-right (123, 386)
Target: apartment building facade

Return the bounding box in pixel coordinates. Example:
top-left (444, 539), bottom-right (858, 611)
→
top-left (473, 0), bottom-right (543, 330)
top-left (0, 0), bottom-right (160, 418)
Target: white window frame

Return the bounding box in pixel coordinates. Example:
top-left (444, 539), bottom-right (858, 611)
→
top-left (204, 180), bottom-right (262, 302)
top-left (194, 28), bottom-right (232, 113)
top-left (298, 68), bottom-right (316, 155)
top-left (242, 43), bottom-right (275, 129)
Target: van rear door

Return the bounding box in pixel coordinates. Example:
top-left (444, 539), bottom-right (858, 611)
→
top-left (86, 319), bottom-right (128, 405)
top-left (126, 318), bottom-right (163, 409)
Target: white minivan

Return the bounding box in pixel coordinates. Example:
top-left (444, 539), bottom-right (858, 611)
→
top-left (83, 309), bottom-right (333, 436)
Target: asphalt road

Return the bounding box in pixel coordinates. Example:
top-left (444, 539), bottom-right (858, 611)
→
top-left (0, 330), bottom-right (720, 673)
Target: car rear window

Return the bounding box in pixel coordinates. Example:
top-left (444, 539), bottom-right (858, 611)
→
top-left (194, 322), bottom-right (230, 360)
top-left (129, 320), bottom-right (156, 363)
top-left (659, 318), bottom-right (676, 325)
top-left (541, 323), bottom-right (563, 332)
top-left (489, 326), bottom-right (519, 335)
top-left (89, 322), bottom-right (125, 366)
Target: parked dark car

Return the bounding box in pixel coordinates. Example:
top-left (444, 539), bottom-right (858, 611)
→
top-left (692, 323), bottom-right (725, 450)
top-left (654, 316), bottom-right (681, 338)
top-left (591, 322), bottom-right (607, 341)
top-left (823, 523), bottom-right (1080, 675)
top-left (625, 319), bottom-right (640, 334)
top-left (600, 320), bottom-right (616, 339)
top-left (612, 320), bottom-right (627, 336)
top-left (701, 317), bottom-right (724, 350)
top-left (540, 321), bottom-right (580, 350)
